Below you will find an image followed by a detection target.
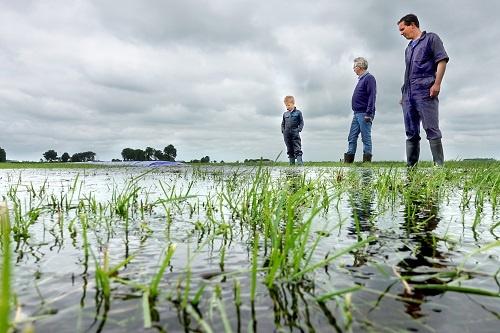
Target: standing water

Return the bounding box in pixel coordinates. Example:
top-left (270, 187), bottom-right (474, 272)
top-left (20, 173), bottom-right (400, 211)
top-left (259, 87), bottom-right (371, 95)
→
top-left (0, 165), bottom-right (499, 332)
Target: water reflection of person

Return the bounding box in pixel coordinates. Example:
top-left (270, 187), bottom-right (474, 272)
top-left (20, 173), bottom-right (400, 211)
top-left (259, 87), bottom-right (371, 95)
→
top-left (284, 169), bottom-right (303, 194)
top-left (282, 169), bottom-right (306, 222)
top-left (397, 191), bottom-right (446, 318)
top-left (268, 281), bottom-right (315, 332)
top-left (347, 169), bottom-right (376, 267)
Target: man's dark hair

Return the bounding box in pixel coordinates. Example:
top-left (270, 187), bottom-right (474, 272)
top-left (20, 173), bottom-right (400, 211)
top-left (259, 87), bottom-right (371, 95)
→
top-left (398, 14), bottom-right (419, 28)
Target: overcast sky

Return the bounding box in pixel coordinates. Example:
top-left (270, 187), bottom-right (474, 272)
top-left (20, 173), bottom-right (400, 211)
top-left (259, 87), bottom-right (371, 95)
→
top-left (1, 0), bottom-right (498, 162)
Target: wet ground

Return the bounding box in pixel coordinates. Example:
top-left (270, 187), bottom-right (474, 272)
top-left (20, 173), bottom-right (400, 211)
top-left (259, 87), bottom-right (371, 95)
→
top-left (1, 166), bottom-right (499, 332)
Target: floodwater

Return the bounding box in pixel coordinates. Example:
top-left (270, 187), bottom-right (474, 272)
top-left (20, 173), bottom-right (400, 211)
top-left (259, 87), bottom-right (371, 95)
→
top-left (0, 166), bottom-right (499, 332)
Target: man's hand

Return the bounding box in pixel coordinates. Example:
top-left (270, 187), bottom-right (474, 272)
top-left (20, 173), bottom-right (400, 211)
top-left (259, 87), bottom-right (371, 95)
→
top-left (430, 83), bottom-right (441, 98)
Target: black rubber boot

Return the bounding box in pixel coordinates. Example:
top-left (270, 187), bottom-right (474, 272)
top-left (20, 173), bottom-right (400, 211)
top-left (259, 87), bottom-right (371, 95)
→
top-left (363, 153), bottom-right (372, 163)
top-left (344, 153), bottom-right (355, 164)
top-left (289, 158), bottom-right (295, 165)
top-left (406, 140), bottom-right (420, 167)
top-left (429, 138), bottom-right (444, 166)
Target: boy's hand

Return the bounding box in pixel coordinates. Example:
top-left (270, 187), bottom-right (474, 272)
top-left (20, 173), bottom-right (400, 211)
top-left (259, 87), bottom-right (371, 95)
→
top-left (364, 116), bottom-right (373, 123)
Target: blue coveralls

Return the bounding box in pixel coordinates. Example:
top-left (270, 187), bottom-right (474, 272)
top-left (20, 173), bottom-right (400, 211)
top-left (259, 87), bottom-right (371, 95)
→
top-left (281, 108), bottom-right (304, 159)
top-left (402, 31), bottom-right (449, 142)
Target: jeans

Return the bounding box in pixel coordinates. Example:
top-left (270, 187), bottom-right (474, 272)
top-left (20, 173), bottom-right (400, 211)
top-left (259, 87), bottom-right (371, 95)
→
top-left (347, 112), bottom-right (372, 155)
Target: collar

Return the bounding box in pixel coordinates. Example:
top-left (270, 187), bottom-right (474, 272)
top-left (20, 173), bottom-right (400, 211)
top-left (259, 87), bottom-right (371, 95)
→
top-left (409, 31), bottom-right (427, 48)
top-left (358, 71), bottom-right (369, 80)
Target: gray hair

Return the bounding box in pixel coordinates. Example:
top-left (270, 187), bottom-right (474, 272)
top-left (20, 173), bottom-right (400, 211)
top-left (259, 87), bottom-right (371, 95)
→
top-left (353, 57), bottom-right (368, 70)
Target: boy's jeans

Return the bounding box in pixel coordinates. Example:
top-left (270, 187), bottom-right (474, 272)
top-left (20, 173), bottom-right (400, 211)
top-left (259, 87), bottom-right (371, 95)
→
top-left (347, 112), bottom-right (372, 155)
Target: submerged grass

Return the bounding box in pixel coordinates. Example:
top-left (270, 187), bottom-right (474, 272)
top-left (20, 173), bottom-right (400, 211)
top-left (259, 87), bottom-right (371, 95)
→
top-left (0, 162), bottom-right (108, 169)
top-left (0, 202), bottom-right (11, 333)
top-left (0, 161), bottom-right (499, 331)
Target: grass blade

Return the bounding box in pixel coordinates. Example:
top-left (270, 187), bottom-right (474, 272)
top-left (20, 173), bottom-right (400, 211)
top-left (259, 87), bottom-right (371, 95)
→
top-left (412, 284), bottom-right (500, 297)
top-left (1, 202), bottom-right (12, 333)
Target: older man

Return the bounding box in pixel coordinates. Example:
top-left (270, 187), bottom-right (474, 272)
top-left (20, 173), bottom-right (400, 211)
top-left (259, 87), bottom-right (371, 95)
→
top-left (398, 14), bottom-right (449, 166)
top-left (344, 57), bottom-right (377, 163)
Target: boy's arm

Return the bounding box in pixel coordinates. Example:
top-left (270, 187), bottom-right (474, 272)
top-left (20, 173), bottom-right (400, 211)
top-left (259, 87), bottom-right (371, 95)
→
top-left (298, 111), bottom-right (304, 132)
top-left (281, 114), bottom-right (285, 133)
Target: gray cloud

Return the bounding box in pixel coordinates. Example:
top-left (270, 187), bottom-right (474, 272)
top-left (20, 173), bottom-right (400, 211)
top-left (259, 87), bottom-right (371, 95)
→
top-left (1, 0), bottom-right (498, 162)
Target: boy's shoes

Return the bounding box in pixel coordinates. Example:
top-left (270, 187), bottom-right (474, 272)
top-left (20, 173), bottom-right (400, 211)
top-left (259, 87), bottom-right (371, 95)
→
top-left (289, 158), bottom-right (295, 165)
top-left (296, 156), bottom-right (303, 166)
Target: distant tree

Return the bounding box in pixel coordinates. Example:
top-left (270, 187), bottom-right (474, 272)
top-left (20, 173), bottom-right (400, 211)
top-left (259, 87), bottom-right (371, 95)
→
top-left (145, 147), bottom-right (155, 160)
top-left (121, 148), bottom-right (144, 161)
top-left (154, 149), bottom-right (165, 160)
top-left (200, 156), bottom-right (210, 163)
top-left (70, 151), bottom-right (96, 162)
top-left (133, 149), bottom-right (146, 161)
top-left (43, 150), bottom-right (58, 162)
top-left (61, 152), bottom-right (70, 162)
top-left (0, 147), bottom-right (6, 162)
top-left (121, 145), bottom-right (177, 161)
top-left (70, 153), bottom-right (79, 162)
top-left (121, 148), bottom-right (134, 161)
top-left (163, 144), bottom-right (177, 161)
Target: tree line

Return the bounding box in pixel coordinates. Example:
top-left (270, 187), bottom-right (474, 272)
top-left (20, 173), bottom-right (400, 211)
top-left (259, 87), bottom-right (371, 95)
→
top-left (121, 145), bottom-right (177, 161)
top-left (42, 150), bottom-right (96, 162)
top-left (0, 144), bottom-right (218, 163)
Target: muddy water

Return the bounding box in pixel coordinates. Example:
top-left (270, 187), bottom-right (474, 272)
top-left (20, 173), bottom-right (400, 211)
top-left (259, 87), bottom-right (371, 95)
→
top-left (1, 166), bottom-right (498, 332)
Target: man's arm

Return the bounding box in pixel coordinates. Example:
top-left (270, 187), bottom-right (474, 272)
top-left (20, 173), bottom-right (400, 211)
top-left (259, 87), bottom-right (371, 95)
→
top-left (365, 76), bottom-right (376, 120)
top-left (430, 60), bottom-right (447, 98)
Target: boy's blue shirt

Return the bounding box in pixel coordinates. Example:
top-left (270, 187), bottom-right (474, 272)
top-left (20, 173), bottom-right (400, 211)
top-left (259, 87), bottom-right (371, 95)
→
top-left (281, 108), bottom-right (304, 133)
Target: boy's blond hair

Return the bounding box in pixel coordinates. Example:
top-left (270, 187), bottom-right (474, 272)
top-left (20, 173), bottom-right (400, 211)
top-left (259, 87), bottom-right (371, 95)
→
top-left (284, 95), bottom-right (295, 103)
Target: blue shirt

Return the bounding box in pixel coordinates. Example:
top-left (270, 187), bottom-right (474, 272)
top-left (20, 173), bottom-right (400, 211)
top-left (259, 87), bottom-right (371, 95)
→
top-left (402, 31), bottom-right (449, 99)
top-left (281, 108), bottom-right (304, 133)
top-left (352, 71), bottom-right (376, 117)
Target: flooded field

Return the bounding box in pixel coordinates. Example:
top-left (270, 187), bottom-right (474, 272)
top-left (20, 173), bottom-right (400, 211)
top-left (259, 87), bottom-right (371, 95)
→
top-left (0, 165), bottom-right (499, 332)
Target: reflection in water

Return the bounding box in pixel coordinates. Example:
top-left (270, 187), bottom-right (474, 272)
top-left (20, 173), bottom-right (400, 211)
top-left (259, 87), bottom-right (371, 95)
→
top-left (397, 179), bottom-right (446, 319)
top-left (348, 169), bottom-right (375, 233)
top-left (283, 169), bottom-right (305, 200)
top-left (268, 282), bottom-right (315, 332)
top-left (347, 169), bottom-right (377, 267)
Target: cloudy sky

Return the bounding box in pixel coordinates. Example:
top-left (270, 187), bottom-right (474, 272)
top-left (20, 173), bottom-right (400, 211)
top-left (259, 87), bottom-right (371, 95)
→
top-left (1, 0), bottom-right (498, 162)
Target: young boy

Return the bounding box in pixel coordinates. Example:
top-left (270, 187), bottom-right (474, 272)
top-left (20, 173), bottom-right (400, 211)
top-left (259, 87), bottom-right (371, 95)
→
top-left (281, 95), bottom-right (304, 165)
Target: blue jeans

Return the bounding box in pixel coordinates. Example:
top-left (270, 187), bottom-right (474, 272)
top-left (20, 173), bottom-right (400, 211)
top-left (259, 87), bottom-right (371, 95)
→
top-left (347, 112), bottom-right (372, 155)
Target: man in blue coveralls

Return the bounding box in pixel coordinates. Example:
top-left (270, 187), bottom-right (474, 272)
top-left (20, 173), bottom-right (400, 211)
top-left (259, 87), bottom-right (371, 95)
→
top-left (398, 14), bottom-right (449, 166)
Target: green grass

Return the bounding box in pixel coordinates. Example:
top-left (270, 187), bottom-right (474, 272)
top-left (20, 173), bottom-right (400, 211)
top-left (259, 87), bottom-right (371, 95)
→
top-left (0, 202), bottom-right (11, 333)
top-left (1, 160), bottom-right (499, 331)
top-left (1, 159), bottom-right (497, 169)
top-left (0, 162), bottom-right (107, 169)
